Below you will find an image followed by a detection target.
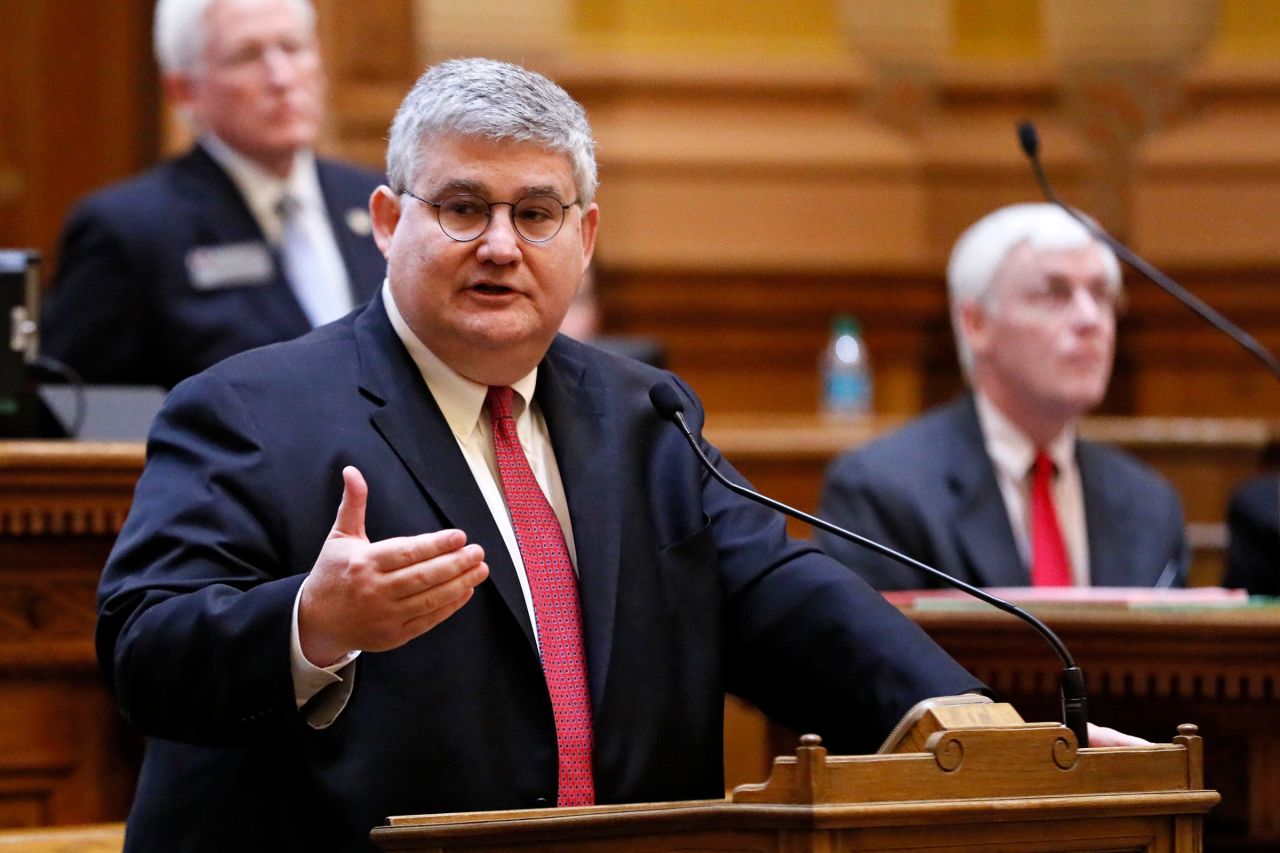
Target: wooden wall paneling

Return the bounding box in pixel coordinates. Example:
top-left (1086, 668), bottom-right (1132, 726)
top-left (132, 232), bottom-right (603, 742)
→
top-left (919, 64), bottom-right (1094, 267)
top-left (1129, 2), bottom-right (1280, 268)
top-left (1119, 268), bottom-right (1280, 417)
top-left (1131, 96), bottom-right (1280, 268)
top-left (0, 1), bottom-right (157, 281)
top-left (314, 0), bottom-right (420, 170)
top-left (555, 54), bottom-right (929, 273)
top-left (598, 268), bottom-right (957, 416)
top-left (0, 443), bottom-right (144, 828)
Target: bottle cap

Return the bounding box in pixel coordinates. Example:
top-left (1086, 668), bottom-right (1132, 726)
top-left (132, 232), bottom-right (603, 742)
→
top-left (832, 314), bottom-right (859, 336)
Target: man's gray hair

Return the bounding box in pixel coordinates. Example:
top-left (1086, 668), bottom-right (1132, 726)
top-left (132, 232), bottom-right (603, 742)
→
top-left (386, 58), bottom-right (598, 206)
top-left (947, 202), bottom-right (1122, 373)
top-left (153, 0), bottom-right (316, 74)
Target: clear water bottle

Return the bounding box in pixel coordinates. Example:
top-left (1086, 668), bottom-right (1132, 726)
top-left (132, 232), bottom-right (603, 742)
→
top-left (821, 314), bottom-right (872, 418)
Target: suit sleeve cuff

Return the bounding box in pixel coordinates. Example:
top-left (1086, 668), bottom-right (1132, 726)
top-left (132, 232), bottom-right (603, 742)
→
top-left (291, 577), bottom-right (359, 729)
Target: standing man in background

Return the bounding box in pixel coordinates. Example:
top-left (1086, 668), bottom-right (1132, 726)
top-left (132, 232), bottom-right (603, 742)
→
top-left (41, 0), bottom-right (385, 388)
top-left (818, 204), bottom-right (1188, 590)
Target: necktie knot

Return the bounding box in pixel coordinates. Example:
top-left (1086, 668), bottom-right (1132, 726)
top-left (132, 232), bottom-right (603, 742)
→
top-left (276, 192), bottom-right (300, 223)
top-left (1032, 450), bottom-right (1056, 481)
top-left (486, 385), bottom-right (515, 423)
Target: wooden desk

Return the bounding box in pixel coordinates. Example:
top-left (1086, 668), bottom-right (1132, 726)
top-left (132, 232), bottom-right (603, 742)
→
top-left (727, 603), bottom-right (1280, 852)
top-left (1, 434), bottom-right (1275, 836)
top-left (0, 442), bottom-right (140, 828)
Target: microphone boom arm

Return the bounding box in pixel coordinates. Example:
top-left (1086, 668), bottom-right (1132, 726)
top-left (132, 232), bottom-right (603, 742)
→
top-left (1018, 121), bottom-right (1280, 381)
top-left (652, 389), bottom-right (1090, 748)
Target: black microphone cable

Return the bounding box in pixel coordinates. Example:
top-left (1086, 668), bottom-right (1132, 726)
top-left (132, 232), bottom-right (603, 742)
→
top-left (29, 355), bottom-right (87, 438)
top-left (648, 381), bottom-right (1091, 748)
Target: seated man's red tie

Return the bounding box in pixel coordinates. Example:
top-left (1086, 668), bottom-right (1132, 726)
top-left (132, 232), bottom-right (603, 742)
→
top-left (1030, 450), bottom-right (1072, 587)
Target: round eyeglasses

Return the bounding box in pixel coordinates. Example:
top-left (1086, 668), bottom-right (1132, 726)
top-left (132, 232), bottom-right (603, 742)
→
top-left (400, 190), bottom-right (580, 243)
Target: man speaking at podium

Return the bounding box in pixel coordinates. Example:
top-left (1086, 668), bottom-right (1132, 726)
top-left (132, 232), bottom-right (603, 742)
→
top-left (97, 59), bottom-right (1125, 851)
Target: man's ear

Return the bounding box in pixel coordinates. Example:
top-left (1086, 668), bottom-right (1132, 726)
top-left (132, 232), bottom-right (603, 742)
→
top-left (162, 71), bottom-right (196, 113)
top-left (958, 300), bottom-right (990, 358)
top-left (370, 186), bottom-right (401, 257)
top-left (579, 202), bottom-right (599, 269)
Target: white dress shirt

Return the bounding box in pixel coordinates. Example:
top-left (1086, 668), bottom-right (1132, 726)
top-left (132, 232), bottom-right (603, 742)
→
top-left (973, 392), bottom-right (1091, 586)
top-left (290, 283), bottom-right (577, 724)
top-left (200, 134), bottom-right (354, 325)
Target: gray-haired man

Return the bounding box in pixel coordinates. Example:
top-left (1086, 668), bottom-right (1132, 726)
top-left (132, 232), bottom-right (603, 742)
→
top-left (42, 0), bottom-right (385, 388)
top-left (818, 203), bottom-right (1187, 590)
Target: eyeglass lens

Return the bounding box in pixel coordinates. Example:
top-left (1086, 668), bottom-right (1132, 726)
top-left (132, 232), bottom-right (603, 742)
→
top-left (435, 194), bottom-right (567, 243)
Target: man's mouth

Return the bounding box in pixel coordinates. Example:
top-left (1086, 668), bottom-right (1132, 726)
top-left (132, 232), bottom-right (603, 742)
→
top-left (471, 282), bottom-right (516, 296)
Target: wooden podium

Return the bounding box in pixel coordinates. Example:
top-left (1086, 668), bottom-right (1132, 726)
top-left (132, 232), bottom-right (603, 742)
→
top-left (372, 700), bottom-right (1218, 852)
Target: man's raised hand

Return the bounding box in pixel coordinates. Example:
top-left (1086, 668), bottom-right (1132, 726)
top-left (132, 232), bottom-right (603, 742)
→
top-left (298, 466), bottom-right (489, 666)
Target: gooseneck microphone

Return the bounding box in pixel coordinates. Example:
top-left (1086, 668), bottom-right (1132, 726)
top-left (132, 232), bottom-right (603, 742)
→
top-left (648, 382), bottom-right (1090, 748)
top-left (1017, 121), bottom-right (1280, 381)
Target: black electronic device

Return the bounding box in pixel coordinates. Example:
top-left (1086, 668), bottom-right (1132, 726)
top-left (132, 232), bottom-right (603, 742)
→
top-left (0, 250), bottom-right (44, 438)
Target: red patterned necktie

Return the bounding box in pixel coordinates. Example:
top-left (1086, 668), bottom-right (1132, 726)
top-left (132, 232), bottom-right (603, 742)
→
top-left (486, 386), bottom-right (594, 806)
top-left (1030, 450), bottom-right (1072, 587)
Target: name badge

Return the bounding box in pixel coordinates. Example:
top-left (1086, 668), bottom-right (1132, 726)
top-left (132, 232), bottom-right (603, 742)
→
top-left (186, 241), bottom-right (274, 290)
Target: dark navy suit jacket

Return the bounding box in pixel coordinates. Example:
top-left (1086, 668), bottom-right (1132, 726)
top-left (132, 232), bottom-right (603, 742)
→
top-left (1225, 474), bottom-right (1279, 595)
top-left (96, 298), bottom-right (983, 852)
top-left (816, 395), bottom-right (1188, 590)
top-left (42, 144), bottom-right (385, 388)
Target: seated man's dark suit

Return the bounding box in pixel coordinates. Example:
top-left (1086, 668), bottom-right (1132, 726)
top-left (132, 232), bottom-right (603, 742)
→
top-left (42, 144), bottom-right (386, 388)
top-left (817, 395), bottom-right (1188, 590)
top-left (1225, 475), bottom-right (1279, 596)
top-left (96, 296), bottom-right (983, 852)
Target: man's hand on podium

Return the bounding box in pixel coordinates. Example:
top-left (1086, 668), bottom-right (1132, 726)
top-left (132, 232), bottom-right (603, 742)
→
top-left (1087, 722), bottom-right (1151, 747)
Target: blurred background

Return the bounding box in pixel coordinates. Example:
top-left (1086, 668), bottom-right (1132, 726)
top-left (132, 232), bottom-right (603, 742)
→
top-left (6, 0), bottom-right (1280, 420)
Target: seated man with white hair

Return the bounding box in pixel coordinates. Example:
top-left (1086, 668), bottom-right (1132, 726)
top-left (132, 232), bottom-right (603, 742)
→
top-left (817, 203), bottom-right (1188, 590)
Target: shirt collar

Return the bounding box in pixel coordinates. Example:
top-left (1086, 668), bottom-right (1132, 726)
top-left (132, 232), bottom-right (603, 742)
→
top-left (199, 134), bottom-right (321, 242)
top-left (381, 284), bottom-right (538, 439)
top-left (974, 391), bottom-right (1076, 480)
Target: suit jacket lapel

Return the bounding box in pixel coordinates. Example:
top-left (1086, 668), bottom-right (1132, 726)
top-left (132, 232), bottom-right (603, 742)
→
top-left (176, 145), bottom-right (312, 335)
top-left (537, 338), bottom-right (620, 714)
top-left (353, 299), bottom-right (536, 651)
top-left (947, 396), bottom-right (1030, 587)
top-left (316, 160), bottom-right (383, 304)
top-left (1079, 441), bottom-right (1129, 586)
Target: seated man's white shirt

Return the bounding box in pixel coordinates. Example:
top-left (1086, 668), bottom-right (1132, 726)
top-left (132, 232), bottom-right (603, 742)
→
top-left (201, 134), bottom-right (354, 325)
top-left (974, 392), bottom-right (1090, 586)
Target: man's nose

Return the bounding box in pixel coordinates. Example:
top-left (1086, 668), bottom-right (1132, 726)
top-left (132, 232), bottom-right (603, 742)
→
top-left (475, 205), bottom-right (521, 264)
top-left (262, 46), bottom-right (300, 87)
top-left (1069, 287), bottom-right (1110, 326)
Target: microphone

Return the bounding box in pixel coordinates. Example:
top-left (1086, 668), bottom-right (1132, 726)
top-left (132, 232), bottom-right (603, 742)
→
top-left (648, 381), bottom-right (1090, 748)
top-left (1016, 121), bottom-right (1280, 381)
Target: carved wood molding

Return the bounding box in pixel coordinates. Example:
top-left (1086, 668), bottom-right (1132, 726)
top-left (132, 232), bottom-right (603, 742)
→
top-left (0, 443), bottom-right (144, 537)
top-left (909, 609), bottom-right (1280, 705)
